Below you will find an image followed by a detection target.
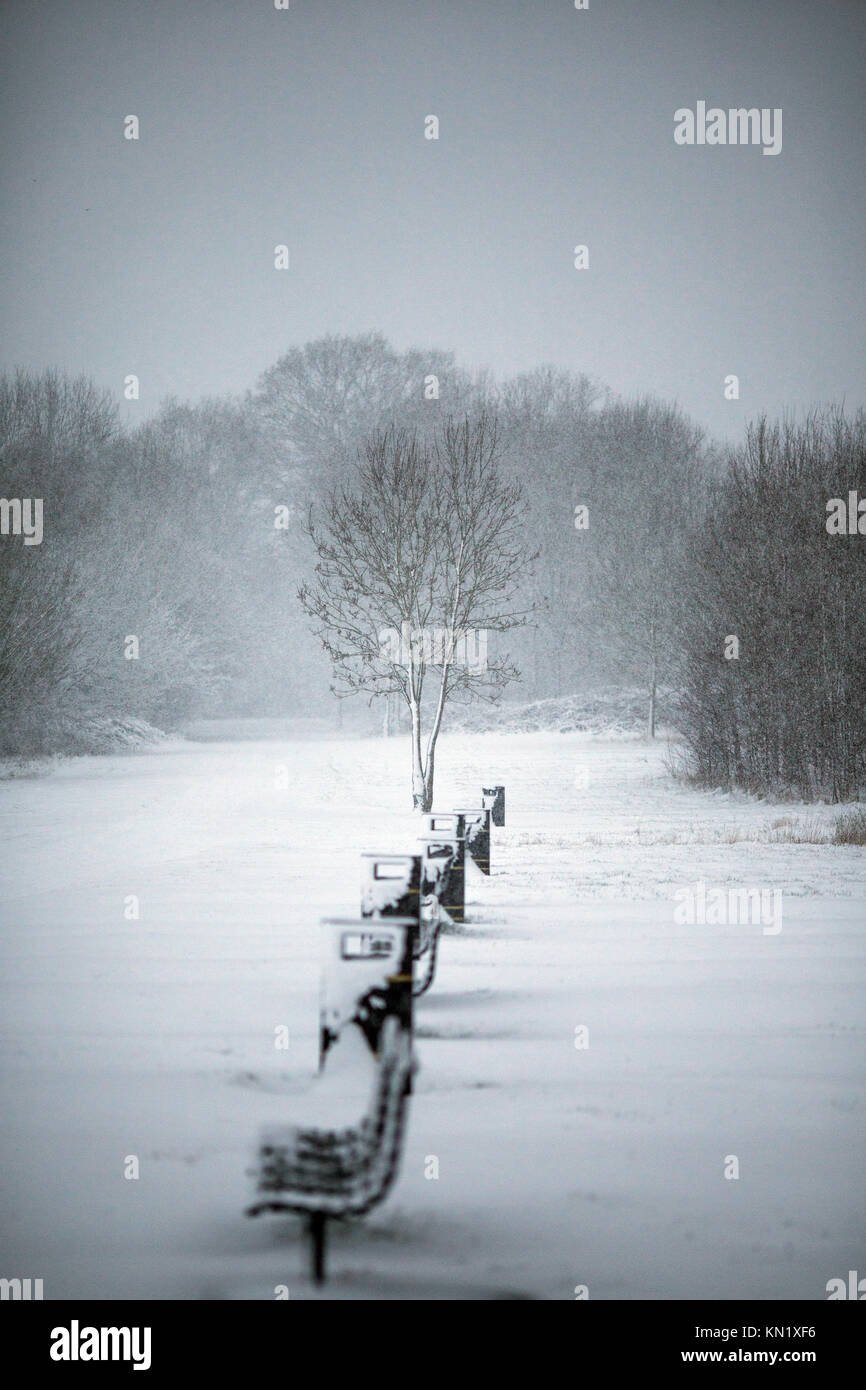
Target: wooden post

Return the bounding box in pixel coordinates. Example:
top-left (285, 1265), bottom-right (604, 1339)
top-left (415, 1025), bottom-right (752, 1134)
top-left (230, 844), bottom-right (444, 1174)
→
top-left (319, 915), bottom-right (417, 1073)
top-left (453, 807), bottom-right (491, 875)
top-left (482, 784), bottom-right (505, 827)
top-left (422, 812), bottom-right (467, 921)
top-left (417, 834), bottom-right (464, 924)
top-left (309, 1211), bottom-right (327, 1285)
top-left (360, 852), bottom-right (422, 921)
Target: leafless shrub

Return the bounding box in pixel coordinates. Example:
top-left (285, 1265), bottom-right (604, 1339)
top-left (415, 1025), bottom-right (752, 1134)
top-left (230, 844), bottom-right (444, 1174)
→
top-left (832, 808), bottom-right (866, 845)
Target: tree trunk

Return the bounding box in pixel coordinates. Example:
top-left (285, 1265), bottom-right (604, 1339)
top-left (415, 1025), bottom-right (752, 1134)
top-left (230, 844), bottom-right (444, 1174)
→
top-left (423, 740), bottom-right (436, 812)
top-left (647, 652), bottom-right (657, 740)
top-left (410, 698), bottom-right (426, 809)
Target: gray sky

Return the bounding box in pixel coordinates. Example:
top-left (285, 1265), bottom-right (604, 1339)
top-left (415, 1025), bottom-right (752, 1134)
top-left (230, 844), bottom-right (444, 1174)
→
top-left (1, 0), bottom-right (863, 440)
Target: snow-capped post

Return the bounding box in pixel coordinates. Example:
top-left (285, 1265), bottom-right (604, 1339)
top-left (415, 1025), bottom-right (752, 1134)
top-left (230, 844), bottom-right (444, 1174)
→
top-left (248, 917), bottom-right (417, 1287)
top-left (421, 813), bottom-right (467, 922)
top-left (454, 807), bottom-right (491, 875)
top-left (361, 851), bottom-right (443, 995)
top-left (417, 835), bottom-right (461, 923)
top-left (482, 784), bottom-right (505, 827)
top-left (318, 917), bottom-right (415, 1065)
top-left (360, 852), bottom-right (422, 921)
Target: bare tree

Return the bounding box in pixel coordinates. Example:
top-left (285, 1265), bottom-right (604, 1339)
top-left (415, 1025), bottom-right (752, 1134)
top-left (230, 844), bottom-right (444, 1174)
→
top-left (299, 415), bottom-right (534, 808)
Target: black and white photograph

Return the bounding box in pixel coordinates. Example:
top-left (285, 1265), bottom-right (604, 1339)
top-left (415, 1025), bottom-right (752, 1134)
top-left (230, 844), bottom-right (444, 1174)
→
top-left (1, 0), bottom-right (864, 1338)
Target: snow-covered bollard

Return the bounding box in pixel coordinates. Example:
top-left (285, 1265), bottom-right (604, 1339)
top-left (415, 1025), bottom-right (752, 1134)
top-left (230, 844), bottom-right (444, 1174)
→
top-left (360, 852), bottom-right (422, 921)
top-left (482, 784), bottom-right (505, 827)
top-left (417, 835), bottom-right (461, 922)
top-left (420, 815), bottom-right (466, 923)
top-left (360, 852), bottom-right (439, 996)
top-left (318, 917), bottom-right (415, 1064)
top-left (426, 810), bottom-right (467, 843)
top-left (248, 916), bottom-right (417, 1285)
top-left (453, 806), bottom-right (492, 876)
top-left (425, 811), bottom-right (467, 855)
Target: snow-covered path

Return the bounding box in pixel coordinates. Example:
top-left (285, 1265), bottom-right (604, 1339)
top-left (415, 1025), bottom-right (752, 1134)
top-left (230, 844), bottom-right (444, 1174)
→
top-left (0, 731), bottom-right (863, 1299)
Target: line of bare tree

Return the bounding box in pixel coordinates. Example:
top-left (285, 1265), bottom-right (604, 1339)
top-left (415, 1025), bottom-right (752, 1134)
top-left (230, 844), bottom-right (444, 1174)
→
top-left (1, 338), bottom-right (863, 804)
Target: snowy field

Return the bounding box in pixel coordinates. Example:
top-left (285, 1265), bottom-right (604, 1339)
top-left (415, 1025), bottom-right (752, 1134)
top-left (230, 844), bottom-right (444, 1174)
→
top-left (0, 730), bottom-right (863, 1300)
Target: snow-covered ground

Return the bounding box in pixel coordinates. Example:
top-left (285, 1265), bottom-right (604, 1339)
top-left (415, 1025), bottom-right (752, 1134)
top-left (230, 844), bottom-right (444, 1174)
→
top-left (0, 730), bottom-right (863, 1300)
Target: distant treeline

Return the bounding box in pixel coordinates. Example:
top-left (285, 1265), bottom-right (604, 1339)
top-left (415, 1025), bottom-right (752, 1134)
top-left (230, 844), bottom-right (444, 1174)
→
top-left (0, 334), bottom-right (863, 799)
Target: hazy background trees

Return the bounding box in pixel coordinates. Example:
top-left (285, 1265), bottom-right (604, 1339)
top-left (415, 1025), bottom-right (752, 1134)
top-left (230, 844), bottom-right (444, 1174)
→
top-left (494, 365), bottom-right (603, 700)
top-left (1, 343), bottom-right (862, 803)
top-left (252, 332), bottom-right (491, 504)
top-left (574, 398), bottom-right (710, 737)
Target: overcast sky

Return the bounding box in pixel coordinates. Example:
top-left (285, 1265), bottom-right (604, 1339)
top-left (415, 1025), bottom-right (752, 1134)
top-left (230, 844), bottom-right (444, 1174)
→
top-left (1, 0), bottom-right (863, 440)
